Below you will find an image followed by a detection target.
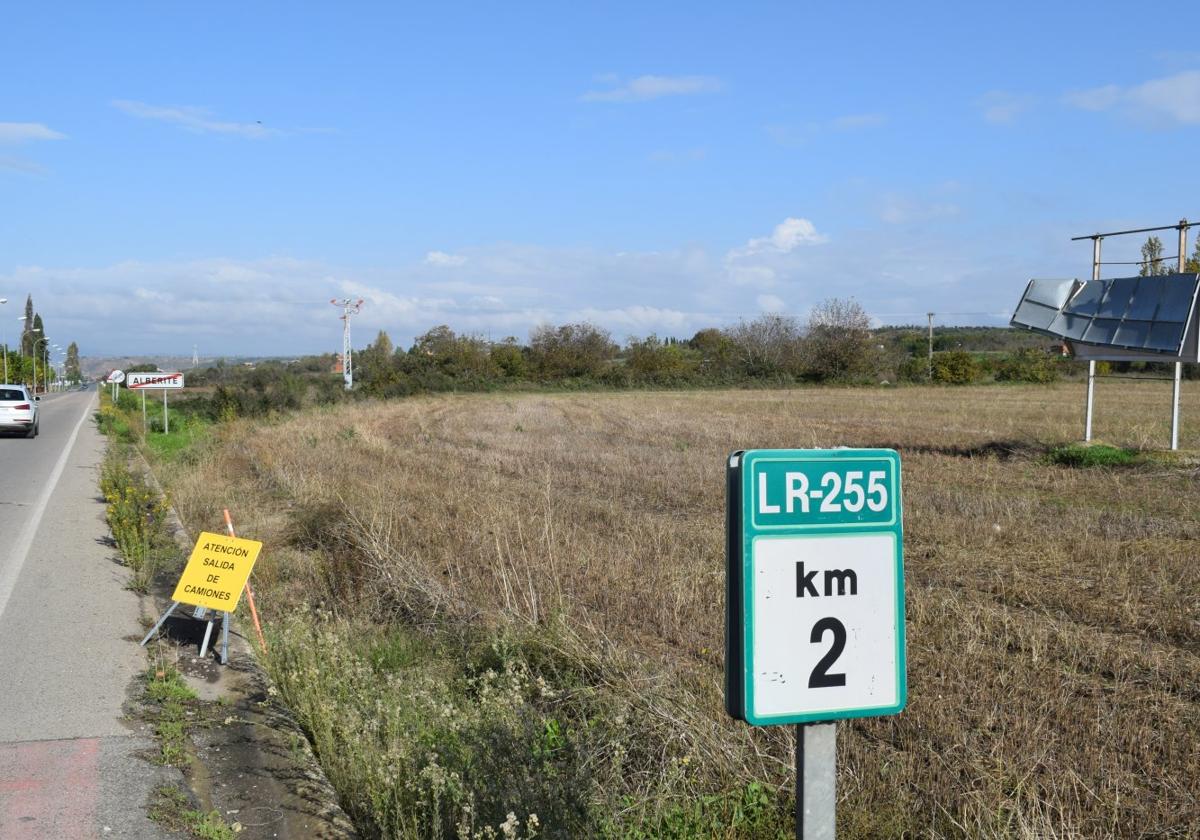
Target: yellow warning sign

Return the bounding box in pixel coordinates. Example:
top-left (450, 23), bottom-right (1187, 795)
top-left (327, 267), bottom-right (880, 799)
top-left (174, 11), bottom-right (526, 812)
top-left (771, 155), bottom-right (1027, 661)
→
top-left (171, 532), bottom-right (263, 611)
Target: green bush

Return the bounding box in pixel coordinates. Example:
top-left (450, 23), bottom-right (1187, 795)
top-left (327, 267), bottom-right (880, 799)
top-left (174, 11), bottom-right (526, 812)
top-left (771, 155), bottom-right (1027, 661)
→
top-left (625, 335), bottom-right (697, 383)
top-left (529, 323), bottom-right (617, 380)
top-left (99, 449), bottom-right (177, 591)
top-left (896, 356), bottom-right (928, 382)
top-left (931, 351), bottom-right (981, 385)
top-left (996, 349), bottom-right (1061, 383)
top-left (265, 616), bottom-right (791, 840)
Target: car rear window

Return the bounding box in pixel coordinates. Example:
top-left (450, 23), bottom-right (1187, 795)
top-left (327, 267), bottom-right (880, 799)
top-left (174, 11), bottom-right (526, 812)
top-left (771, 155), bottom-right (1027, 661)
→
top-left (0, 389), bottom-right (26, 401)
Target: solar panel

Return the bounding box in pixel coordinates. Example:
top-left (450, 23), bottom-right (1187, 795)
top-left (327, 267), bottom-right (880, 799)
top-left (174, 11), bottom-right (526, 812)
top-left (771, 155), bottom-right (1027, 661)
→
top-left (1011, 272), bottom-right (1200, 358)
top-left (1065, 281), bottom-right (1105, 316)
top-left (1052, 311), bottom-right (1091, 341)
top-left (1096, 277), bottom-right (1136, 319)
top-left (1159, 276), bottom-right (1198, 321)
top-left (1010, 279), bottom-right (1078, 333)
top-left (1126, 278), bottom-right (1162, 320)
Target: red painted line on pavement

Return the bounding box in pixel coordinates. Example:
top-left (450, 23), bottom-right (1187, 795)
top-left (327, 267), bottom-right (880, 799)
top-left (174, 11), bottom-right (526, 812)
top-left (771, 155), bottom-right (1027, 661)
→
top-left (0, 738), bottom-right (101, 840)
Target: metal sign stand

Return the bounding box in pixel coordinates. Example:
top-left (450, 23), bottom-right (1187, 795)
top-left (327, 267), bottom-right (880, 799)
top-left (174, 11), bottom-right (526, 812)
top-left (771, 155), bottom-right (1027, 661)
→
top-left (140, 510), bottom-right (261, 666)
top-left (163, 389), bottom-right (169, 434)
top-left (795, 723), bottom-right (836, 839)
top-left (140, 602), bottom-right (232, 664)
top-left (1073, 219), bottom-right (1191, 450)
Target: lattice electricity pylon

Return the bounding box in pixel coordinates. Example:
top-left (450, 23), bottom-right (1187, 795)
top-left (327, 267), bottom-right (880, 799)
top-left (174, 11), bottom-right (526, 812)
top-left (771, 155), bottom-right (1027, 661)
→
top-left (330, 298), bottom-right (365, 390)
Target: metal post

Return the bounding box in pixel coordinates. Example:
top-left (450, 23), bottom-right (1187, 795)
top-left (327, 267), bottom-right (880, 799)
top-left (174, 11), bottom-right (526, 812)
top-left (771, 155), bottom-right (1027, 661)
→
top-left (199, 618), bottom-right (215, 659)
top-left (163, 389), bottom-right (169, 434)
top-left (926, 313), bottom-right (934, 380)
top-left (795, 723), bottom-right (836, 839)
top-left (139, 601), bottom-right (180, 646)
top-left (1085, 362), bottom-right (1096, 442)
top-left (1085, 238), bottom-right (1102, 442)
top-left (1172, 221), bottom-right (1186, 451)
top-left (220, 611), bottom-right (231, 665)
top-left (1171, 364), bottom-right (1182, 450)
top-left (142, 390), bottom-right (147, 435)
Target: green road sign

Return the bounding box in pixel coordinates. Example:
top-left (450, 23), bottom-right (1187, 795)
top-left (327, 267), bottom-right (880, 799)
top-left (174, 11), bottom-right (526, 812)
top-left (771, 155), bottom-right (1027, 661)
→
top-left (726, 449), bottom-right (906, 726)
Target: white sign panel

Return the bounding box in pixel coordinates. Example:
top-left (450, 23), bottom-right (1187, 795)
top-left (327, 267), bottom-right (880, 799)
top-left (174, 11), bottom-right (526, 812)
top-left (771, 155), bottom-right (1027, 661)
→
top-left (750, 533), bottom-right (900, 718)
top-left (106, 370), bottom-right (126, 384)
top-left (127, 372), bottom-right (184, 389)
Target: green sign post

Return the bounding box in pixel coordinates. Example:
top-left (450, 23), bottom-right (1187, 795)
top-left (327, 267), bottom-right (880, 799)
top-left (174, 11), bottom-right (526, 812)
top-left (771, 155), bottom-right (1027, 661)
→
top-left (725, 448), bottom-right (906, 838)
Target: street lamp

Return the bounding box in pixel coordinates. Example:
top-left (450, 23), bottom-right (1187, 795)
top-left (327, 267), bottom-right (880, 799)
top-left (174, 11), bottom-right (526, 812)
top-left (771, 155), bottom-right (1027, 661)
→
top-left (0, 298), bottom-right (7, 382)
top-left (27, 325), bottom-right (40, 391)
top-left (51, 344), bottom-right (61, 391)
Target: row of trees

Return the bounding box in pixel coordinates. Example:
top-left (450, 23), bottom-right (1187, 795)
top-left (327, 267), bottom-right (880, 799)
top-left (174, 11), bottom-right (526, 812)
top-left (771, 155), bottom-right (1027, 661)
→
top-left (346, 298), bottom-right (881, 397)
top-left (3, 295), bottom-right (80, 389)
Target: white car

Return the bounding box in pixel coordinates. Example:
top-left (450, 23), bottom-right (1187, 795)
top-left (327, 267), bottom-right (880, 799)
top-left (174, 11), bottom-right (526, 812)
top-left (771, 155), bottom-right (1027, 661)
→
top-left (0, 384), bottom-right (39, 437)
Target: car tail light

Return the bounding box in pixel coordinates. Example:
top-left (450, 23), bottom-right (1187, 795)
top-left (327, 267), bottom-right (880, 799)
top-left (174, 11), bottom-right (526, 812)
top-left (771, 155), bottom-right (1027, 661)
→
top-left (13, 403), bottom-right (30, 410)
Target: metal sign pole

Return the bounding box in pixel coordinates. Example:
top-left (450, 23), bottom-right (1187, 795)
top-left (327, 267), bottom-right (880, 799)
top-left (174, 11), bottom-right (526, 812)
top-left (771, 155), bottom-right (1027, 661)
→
top-left (163, 389), bottom-right (169, 434)
top-left (795, 723), bottom-right (836, 839)
top-left (1172, 221), bottom-right (1186, 451)
top-left (1085, 237), bottom-right (1102, 442)
top-left (141, 389), bottom-right (147, 435)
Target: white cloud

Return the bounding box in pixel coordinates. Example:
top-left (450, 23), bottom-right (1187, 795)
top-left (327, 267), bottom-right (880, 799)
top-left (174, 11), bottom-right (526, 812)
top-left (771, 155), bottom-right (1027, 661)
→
top-left (977, 91), bottom-right (1034, 124)
top-left (581, 74), bottom-right (722, 103)
top-left (728, 264), bottom-right (777, 287)
top-left (112, 100), bottom-right (275, 138)
top-left (1064, 70), bottom-right (1200, 125)
top-left (731, 217), bottom-right (827, 258)
top-left (1063, 84), bottom-right (1122, 112)
top-left (424, 250), bottom-right (468, 267)
top-left (0, 123), bottom-right (66, 143)
top-left (5, 214), bottom-right (1036, 356)
top-left (569, 305), bottom-right (692, 331)
top-left (766, 113), bottom-right (886, 147)
top-left (756, 294), bottom-right (786, 312)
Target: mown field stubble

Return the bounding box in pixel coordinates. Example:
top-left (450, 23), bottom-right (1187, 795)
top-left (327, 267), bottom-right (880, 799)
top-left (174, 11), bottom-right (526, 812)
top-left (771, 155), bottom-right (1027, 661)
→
top-left (160, 381), bottom-right (1200, 838)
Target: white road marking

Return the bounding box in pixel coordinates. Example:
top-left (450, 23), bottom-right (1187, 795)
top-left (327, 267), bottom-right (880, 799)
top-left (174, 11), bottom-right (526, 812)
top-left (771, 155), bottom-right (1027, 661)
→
top-left (0, 392), bottom-right (97, 622)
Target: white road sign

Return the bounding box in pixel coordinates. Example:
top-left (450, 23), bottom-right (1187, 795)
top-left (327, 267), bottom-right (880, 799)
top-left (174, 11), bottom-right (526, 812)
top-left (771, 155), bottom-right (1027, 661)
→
top-left (106, 370), bottom-right (126, 384)
top-left (127, 372), bottom-right (184, 389)
top-left (726, 449), bottom-right (906, 726)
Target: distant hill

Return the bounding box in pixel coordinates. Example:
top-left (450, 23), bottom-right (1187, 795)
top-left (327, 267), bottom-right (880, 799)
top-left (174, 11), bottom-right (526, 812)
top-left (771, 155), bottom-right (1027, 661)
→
top-left (80, 355), bottom-right (291, 378)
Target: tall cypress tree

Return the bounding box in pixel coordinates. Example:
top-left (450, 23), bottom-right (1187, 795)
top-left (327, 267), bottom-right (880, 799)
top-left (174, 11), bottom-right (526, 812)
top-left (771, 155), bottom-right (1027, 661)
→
top-left (65, 342), bottom-right (81, 383)
top-left (21, 295), bottom-right (33, 355)
top-left (32, 313), bottom-right (45, 362)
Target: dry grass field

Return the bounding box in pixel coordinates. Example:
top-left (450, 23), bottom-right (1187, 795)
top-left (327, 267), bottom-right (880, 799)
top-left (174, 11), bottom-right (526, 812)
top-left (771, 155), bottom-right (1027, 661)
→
top-left (157, 380), bottom-right (1200, 838)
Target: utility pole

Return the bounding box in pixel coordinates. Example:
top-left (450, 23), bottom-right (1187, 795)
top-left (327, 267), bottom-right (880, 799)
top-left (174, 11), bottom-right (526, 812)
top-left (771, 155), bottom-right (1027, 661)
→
top-left (926, 313), bottom-right (934, 380)
top-left (330, 298), bottom-right (364, 390)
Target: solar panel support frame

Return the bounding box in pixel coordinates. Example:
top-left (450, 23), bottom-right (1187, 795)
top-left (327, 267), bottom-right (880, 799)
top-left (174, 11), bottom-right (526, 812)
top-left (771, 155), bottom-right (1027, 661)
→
top-left (1012, 219), bottom-right (1195, 450)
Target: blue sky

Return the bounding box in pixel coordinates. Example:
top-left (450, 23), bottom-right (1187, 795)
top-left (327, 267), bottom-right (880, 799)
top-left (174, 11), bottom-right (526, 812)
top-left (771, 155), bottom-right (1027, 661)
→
top-left (4, 1), bottom-right (1200, 357)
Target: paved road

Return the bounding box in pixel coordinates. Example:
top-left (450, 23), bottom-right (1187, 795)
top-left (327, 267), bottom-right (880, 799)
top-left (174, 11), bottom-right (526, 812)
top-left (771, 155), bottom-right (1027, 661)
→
top-left (0, 388), bottom-right (176, 838)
